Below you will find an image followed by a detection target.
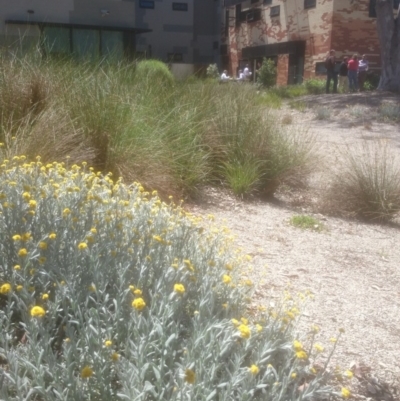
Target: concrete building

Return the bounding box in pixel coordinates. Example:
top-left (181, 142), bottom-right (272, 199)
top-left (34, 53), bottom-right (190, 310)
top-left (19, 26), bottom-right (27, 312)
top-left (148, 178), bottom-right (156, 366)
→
top-left (0, 0), bottom-right (221, 68)
top-left (223, 0), bottom-right (383, 85)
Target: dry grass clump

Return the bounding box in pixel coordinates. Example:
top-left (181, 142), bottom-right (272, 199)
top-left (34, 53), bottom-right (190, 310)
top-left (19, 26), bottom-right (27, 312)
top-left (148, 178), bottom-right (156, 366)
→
top-left (325, 141), bottom-right (400, 221)
top-left (0, 53), bottom-right (317, 198)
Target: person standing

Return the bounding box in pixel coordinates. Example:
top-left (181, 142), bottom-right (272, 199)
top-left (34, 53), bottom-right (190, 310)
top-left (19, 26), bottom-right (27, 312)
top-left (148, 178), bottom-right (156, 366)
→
top-left (325, 50), bottom-right (338, 94)
top-left (358, 54), bottom-right (369, 91)
top-left (347, 54), bottom-right (359, 93)
top-left (338, 56), bottom-right (349, 93)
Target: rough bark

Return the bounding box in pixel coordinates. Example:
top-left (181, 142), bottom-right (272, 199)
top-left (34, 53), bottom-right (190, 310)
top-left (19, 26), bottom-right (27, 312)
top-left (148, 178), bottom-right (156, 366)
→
top-left (376, 0), bottom-right (400, 91)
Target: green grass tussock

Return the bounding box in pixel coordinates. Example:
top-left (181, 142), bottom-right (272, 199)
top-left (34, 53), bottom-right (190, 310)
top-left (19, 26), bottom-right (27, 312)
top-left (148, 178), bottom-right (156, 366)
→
top-left (0, 159), bottom-right (345, 401)
top-left (0, 54), bottom-right (316, 198)
top-left (326, 142), bottom-right (400, 221)
top-left (290, 215), bottom-right (324, 232)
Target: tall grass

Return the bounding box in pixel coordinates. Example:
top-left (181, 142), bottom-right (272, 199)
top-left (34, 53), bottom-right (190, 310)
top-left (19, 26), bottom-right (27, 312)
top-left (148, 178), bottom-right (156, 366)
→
top-left (0, 53), bottom-right (315, 198)
top-left (326, 141), bottom-right (400, 221)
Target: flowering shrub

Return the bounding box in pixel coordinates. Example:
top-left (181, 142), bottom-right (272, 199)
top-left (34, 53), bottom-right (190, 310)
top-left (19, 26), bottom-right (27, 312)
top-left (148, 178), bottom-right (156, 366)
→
top-left (0, 158), bottom-right (349, 400)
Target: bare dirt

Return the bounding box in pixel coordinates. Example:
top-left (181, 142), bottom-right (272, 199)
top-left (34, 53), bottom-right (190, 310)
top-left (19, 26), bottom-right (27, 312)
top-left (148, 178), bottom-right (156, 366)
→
top-left (189, 92), bottom-right (400, 400)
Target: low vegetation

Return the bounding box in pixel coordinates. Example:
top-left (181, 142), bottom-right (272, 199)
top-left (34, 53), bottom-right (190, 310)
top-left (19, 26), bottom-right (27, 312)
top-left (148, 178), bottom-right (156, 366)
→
top-left (326, 142), bottom-right (400, 221)
top-left (0, 54), bottom-right (316, 198)
top-left (0, 159), bottom-right (351, 400)
top-left (290, 215), bottom-right (324, 232)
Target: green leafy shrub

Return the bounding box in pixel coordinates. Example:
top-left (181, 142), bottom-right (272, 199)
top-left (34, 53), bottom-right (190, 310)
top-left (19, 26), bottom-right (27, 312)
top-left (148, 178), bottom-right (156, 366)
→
top-left (135, 59), bottom-right (174, 88)
top-left (304, 79), bottom-right (325, 95)
top-left (0, 159), bottom-right (347, 400)
top-left (257, 58), bottom-right (276, 88)
top-left (206, 63), bottom-right (219, 79)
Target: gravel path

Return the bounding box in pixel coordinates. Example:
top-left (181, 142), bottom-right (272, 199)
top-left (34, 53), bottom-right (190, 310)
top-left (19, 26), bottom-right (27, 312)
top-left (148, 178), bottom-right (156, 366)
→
top-left (189, 92), bottom-right (400, 396)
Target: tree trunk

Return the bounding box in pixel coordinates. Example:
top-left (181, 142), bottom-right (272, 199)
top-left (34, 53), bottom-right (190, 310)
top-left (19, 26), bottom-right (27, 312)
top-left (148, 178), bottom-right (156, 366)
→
top-left (376, 0), bottom-right (400, 91)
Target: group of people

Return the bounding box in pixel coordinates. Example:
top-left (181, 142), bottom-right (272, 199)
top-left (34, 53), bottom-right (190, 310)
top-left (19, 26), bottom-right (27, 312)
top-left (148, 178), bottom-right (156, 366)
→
top-left (325, 49), bottom-right (369, 94)
top-left (220, 64), bottom-right (252, 82)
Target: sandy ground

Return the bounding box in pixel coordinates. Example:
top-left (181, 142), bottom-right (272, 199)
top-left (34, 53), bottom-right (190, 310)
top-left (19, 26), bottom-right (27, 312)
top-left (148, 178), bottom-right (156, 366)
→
top-left (189, 92), bottom-right (400, 399)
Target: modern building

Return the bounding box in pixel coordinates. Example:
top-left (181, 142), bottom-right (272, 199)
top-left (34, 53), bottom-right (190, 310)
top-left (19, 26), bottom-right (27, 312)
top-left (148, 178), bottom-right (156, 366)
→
top-left (0, 0), bottom-right (221, 68)
top-left (222, 0), bottom-right (383, 85)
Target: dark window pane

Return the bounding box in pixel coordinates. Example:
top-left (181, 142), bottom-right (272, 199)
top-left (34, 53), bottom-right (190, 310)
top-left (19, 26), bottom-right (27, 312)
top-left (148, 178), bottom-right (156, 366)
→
top-left (304, 0), bottom-right (316, 9)
top-left (270, 5), bottom-right (280, 16)
top-left (101, 31), bottom-right (123, 59)
top-left (264, 0), bottom-right (272, 5)
top-left (43, 27), bottom-right (70, 56)
top-left (139, 0), bottom-right (155, 9)
top-left (73, 29), bottom-right (100, 60)
top-left (172, 2), bottom-right (188, 11)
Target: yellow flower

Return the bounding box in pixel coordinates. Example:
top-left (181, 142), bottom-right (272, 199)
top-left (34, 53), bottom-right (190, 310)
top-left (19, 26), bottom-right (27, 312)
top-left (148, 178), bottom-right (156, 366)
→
top-left (132, 297), bottom-right (146, 311)
top-left (42, 293), bottom-right (49, 300)
top-left (63, 208), bottom-right (71, 217)
top-left (231, 318), bottom-right (240, 326)
top-left (104, 340), bottom-right (113, 347)
top-left (341, 388), bottom-right (351, 399)
top-left (222, 274), bottom-right (232, 284)
top-left (291, 372), bottom-right (297, 379)
top-left (18, 248), bottom-right (28, 257)
top-left (22, 192), bottom-right (31, 200)
top-left (78, 242), bottom-right (88, 250)
top-left (249, 365), bottom-right (259, 375)
top-left (129, 285), bottom-right (135, 292)
top-left (256, 324), bottom-right (263, 333)
top-left (0, 283), bottom-right (12, 294)
top-left (38, 257), bottom-right (46, 265)
top-left (12, 234), bottom-right (21, 241)
top-left (90, 228), bottom-right (97, 234)
top-left (81, 366), bottom-right (93, 379)
top-left (240, 317), bottom-right (248, 325)
top-left (330, 337), bottom-right (337, 343)
top-left (22, 232), bottom-right (31, 241)
top-left (184, 369), bottom-right (195, 384)
top-left (314, 343), bottom-right (324, 353)
top-left (49, 233), bottom-right (56, 240)
top-left (295, 350), bottom-right (308, 360)
top-left (14, 264), bottom-right (21, 270)
top-left (39, 241), bottom-right (47, 250)
top-left (344, 370), bottom-right (353, 379)
top-left (29, 200), bottom-right (37, 209)
top-left (133, 289), bottom-right (142, 296)
top-left (311, 324), bottom-right (320, 333)
top-left (30, 306), bottom-right (46, 318)
top-left (174, 283), bottom-right (185, 295)
top-left (293, 340), bottom-right (303, 351)
top-left (238, 324), bottom-right (251, 339)
top-left (111, 352), bottom-right (119, 362)
top-left (16, 285), bottom-right (23, 291)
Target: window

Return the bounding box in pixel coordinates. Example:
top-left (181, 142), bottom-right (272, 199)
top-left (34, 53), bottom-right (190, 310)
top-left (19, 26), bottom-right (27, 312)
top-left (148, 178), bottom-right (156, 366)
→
top-left (213, 41), bottom-right (219, 50)
top-left (264, 0), bottom-right (272, 4)
top-left (172, 2), bottom-right (188, 11)
top-left (270, 5), bottom-right (280, 16)
top-left (315, 62), bottom-right (327, 76)
top-left (304, 0), bottom-right (316, 9)
top-left (139, 0), bottom-right (155, 9)
top-left (239, 8), bottom-right (262, 23)
top-left (251, 0), bottom-right (259, 3)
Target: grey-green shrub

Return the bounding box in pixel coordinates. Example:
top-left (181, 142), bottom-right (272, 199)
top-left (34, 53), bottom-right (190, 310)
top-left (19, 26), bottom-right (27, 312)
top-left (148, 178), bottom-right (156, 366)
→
top-left (0, 158), bottom-right (346, 401)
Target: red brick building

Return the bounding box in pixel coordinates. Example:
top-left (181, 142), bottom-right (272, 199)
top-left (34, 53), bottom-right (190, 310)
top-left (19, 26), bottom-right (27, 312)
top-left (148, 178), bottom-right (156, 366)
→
top-left (222, 0), bottom-right (381, 85)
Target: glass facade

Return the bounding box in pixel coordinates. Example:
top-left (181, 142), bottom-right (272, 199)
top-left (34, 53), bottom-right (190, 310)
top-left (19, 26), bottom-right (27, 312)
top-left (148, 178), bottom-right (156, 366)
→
top-left (42, 27), bottom-right (127, 60)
